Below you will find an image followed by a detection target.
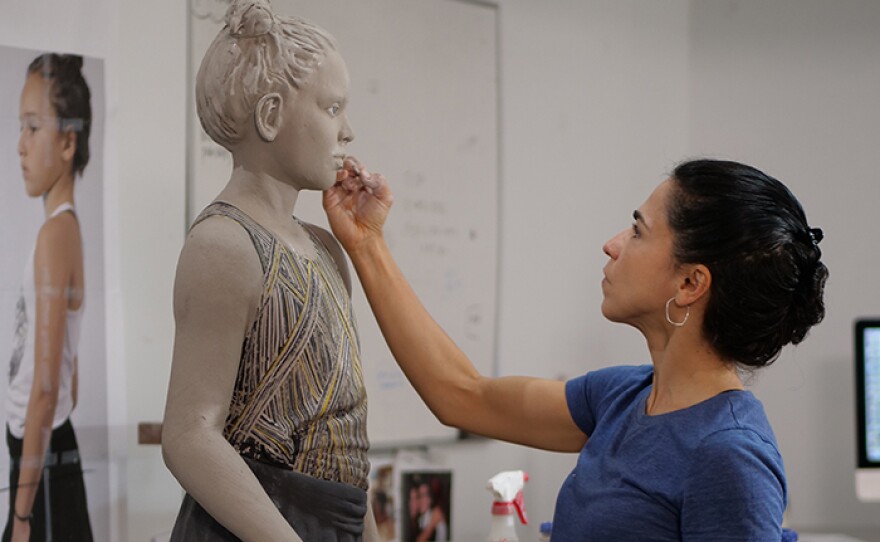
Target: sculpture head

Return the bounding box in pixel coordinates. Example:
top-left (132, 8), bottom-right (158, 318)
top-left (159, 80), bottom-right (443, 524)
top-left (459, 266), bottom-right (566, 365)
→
top-left (197, 0), bottom-right (338, 148)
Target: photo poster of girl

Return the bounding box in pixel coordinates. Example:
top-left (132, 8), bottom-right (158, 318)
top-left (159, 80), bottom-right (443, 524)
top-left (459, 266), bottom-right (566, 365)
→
top-left (0, 45), bottom-right (108, 541)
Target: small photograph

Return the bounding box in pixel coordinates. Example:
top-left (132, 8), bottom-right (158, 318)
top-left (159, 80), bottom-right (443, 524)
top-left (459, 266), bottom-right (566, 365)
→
top-left (400, 470), bottom-right (451, 542)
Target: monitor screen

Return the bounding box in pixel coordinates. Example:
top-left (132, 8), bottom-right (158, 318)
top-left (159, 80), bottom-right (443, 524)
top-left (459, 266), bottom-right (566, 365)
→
top-left (856, 318), bottom-right (880, 501)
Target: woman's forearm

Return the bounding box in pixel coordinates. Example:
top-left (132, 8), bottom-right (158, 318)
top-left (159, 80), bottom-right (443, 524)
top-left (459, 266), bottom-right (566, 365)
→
top-left (348, 236), bottom-right (482, 428)
top-left (328, 165), bottom-right (583, 452)
top-left (14, 387), bottom-right (59, 518)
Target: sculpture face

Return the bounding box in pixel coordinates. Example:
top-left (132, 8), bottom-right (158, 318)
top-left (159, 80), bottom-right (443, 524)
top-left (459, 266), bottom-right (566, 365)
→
top-left (273, 49), bottom-right (354, 192)
top-left (18, 72), bottom-right (73, 198)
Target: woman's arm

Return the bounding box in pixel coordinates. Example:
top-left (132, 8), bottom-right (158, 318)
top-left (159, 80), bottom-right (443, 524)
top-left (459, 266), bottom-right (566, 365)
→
top-left (161, 218), bottom-right (304, 542)
top-left (12, 217), bottom-right (78, 540)
top-left (324, 163), bottom-right (586, 452)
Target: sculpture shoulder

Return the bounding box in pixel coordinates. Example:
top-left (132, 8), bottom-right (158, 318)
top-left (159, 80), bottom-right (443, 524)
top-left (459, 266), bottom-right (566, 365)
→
top-left (174, 215), bottom-right (264, 312)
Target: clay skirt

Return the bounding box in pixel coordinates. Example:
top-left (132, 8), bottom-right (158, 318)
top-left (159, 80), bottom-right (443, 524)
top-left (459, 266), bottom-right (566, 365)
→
top-left (169, 457), bottom-right (367, 541)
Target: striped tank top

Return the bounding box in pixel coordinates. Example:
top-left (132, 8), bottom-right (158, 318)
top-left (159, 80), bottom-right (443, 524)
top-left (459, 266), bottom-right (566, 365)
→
top-left (192, 202), bottom-right (369, 490)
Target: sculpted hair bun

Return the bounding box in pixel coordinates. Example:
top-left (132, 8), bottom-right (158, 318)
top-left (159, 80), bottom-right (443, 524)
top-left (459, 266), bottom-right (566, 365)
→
top-left (196, 0), bottom-right (336, 150)
top-left (226, 0), bottom-right (275, 38)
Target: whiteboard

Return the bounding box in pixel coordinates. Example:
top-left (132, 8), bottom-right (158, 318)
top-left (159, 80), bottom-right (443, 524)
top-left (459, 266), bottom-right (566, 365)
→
top-left (187, 0), bottom-right (499, 446)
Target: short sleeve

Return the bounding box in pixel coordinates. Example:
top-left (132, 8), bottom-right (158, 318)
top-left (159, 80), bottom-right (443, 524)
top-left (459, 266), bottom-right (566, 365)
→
top-left (681, 428), bottom-right (786, 541)
top-left (565, 373), bottom-right (596, 435)
top-left (565, 365), bottom-right (652, 437)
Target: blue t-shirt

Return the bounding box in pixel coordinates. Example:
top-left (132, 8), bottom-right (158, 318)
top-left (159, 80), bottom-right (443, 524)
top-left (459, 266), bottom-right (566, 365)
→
top-left (552, 365), bottom-right (786, 541)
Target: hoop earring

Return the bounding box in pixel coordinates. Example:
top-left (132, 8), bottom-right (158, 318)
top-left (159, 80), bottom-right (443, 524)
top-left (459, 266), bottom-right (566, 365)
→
top-left (665, 297), bottom-right (689, 327)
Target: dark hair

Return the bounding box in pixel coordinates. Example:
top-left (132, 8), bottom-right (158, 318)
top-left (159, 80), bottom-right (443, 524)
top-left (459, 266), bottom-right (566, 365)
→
top-left (27, 53), bottom-right (92, 177)
top-left (668, 159), bottom-right (828, 369)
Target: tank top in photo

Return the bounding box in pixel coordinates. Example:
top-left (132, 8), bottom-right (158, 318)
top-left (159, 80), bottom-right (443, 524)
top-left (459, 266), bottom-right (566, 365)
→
top-left (6, 202), bottom-right (83, 438)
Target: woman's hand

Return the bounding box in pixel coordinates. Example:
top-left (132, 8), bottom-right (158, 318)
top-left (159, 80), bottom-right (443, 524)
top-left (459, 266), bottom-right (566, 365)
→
top-left (323, 157), bottom-right (393, 254)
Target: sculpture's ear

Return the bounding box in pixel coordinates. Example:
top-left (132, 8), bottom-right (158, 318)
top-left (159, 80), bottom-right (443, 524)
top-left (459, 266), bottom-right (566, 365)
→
top-left (255, 92), bottom-right (283, 142)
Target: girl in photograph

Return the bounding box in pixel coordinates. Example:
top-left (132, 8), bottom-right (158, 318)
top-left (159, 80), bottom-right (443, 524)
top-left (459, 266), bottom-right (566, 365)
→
top-left (4, 53), bottom-right (93, 542)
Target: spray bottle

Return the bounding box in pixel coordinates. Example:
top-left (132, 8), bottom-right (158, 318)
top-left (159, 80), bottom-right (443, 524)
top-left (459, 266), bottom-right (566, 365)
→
top-left (486, 470), bottom-right (529, 542)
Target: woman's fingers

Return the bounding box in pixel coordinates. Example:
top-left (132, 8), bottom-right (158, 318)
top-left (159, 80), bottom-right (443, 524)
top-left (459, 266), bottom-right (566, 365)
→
top-left (328, 156), bottom-right (394, 220)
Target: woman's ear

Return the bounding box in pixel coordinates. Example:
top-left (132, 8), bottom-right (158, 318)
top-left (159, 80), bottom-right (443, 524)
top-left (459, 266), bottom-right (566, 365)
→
top-left (255, 92), bottom-right (283, 142)
top-left (676, 264), bottom-right (711, 306)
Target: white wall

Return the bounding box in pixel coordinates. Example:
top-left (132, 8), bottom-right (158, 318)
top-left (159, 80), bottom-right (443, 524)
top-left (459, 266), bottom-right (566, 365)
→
top-left (483, 1), bottom-right (880, 536)
top-left (113, 1), bottom-right (188, 541)
top-left (687, 1), bottom-right (880, 534)
top-left (4, 0), bottom-right (880, 540)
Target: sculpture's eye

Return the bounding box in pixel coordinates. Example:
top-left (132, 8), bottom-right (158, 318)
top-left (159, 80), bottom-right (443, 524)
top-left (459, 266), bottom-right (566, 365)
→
top-left (328, 103), bottom-right (341, 117)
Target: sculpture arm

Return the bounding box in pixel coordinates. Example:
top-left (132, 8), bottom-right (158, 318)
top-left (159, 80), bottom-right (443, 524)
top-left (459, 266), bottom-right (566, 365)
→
top-left (162, 218), bottom-right (304, 542)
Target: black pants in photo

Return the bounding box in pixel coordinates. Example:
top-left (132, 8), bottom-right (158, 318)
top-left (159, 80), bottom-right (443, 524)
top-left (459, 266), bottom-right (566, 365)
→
top-left (3, 419), bottom-right (93, 542)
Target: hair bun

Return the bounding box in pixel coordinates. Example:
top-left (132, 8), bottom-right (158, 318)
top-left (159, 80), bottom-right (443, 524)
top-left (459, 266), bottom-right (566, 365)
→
top-left (787, 259), bottom-right (829, 345)
top-left (225, 0), bottom-right (275, 38)
top-left (56, 54), bottom-right (84, 72)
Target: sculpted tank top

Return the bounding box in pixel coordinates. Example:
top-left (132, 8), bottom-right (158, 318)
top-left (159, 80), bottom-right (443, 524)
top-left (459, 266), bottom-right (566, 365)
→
top-left (191, 202), bottom-right (370, 489)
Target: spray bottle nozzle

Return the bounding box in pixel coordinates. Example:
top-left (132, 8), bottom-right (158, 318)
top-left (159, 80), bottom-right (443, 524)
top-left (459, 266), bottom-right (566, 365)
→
top-left (487, 470), bottom-right (529, 525)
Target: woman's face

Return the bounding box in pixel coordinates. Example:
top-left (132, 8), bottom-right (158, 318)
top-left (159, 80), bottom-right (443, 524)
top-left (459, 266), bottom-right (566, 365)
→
top-left (272, 49), bottom-right (355, 191)
top-left (601, 179), bottom-right (680, 329)
top-left (18, 72), bottom-right (74, 198)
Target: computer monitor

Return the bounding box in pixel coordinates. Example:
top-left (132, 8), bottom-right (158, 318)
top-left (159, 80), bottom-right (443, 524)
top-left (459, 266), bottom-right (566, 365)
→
top-left (856, 318), bottom-right (880, 501)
